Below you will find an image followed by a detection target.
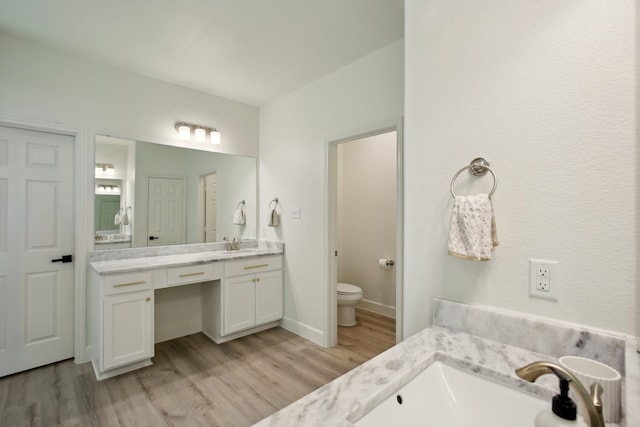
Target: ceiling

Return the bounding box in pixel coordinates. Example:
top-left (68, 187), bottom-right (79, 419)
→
top-left (0, 0), bottom-right (404, 106)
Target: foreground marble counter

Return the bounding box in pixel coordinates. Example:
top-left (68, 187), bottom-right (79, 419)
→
top-left (255, 299), bottom-right (638, 427)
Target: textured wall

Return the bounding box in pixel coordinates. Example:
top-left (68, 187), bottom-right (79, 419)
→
top-left (404, 0), bottom-right (637, 337)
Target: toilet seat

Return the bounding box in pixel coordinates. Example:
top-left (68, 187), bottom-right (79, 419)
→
top-left (337, 282), bottom-right (362, 295)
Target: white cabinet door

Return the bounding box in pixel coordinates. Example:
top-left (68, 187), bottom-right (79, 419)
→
top-left (223, 275), bottom-right (256, 335)
top-left (255, 270), bottom-right (283, 325)
top-left (103, 290), bottom-right (153, 370)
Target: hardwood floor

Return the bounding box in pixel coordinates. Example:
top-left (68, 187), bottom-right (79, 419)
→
top-left (0, 309), bottom-right (394, 427)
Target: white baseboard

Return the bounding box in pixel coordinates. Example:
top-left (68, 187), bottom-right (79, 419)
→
top-left (279, 317), bottom-right (326, 347)
top-left (358, 299), bottom-right (396, 319)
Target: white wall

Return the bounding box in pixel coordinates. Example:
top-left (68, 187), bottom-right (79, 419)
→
top-left (338, 132), bottom-right (397, 317)
top-left (259, 40), bottom-right (404, 344)
top-left (0, 33), bottom-right (259, 157)
top-left (404, 1), bottom-right (637, 338)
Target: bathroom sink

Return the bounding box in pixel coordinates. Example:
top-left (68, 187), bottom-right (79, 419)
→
top-left (352, 362), bottom-right (547, 427)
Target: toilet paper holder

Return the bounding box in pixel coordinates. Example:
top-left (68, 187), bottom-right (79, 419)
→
top-left (378, 258), bottom-right (395, 269)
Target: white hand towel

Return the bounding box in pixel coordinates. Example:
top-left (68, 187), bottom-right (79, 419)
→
top-left (268, 208), bottom-right (279, 227)
top-left (233, 208), bottom-right (245, 225)
top-left (114, 210), bottom-right (122, 226)
top-left (448, 194), bottom-right (498, 261)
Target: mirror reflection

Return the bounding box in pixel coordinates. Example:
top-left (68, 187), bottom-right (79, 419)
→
top-left (94, 135), bottom-right (257, 250)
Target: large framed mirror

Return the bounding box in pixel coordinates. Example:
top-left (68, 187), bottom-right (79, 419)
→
top-left (94, 135), bottom-right (257, 249)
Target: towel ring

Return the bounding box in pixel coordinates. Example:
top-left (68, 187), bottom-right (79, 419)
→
top-left (236, 200), bottom-right (245, 209)
top-left (268, 197), bottom-right (279, 209)
top-left (450, 158), bottom-right (497, 198)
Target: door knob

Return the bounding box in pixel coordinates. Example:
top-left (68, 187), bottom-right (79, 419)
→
top-left (52, 254), bottom-right (73, 263)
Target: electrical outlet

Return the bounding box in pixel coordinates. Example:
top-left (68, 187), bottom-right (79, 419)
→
top-left (529, 259), bottom-right (558, 300)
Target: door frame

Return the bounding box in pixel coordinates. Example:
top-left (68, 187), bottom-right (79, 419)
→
top-left (325, 118), bottom-right (404, 347)
top-left (0, 115), bottom-right (88, 363)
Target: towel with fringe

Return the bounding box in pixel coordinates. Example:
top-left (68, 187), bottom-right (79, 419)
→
top-left (448, 194), bottom-right (498, 261)
top-left (233, 208), bottom-right (245, 225)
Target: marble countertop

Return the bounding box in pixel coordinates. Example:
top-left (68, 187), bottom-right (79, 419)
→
top-left (254, 299), bottom-right (639, 426)
top-left (89, 240), bottom-right (284, 274)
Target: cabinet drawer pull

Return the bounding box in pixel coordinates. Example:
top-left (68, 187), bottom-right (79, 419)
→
top-left (244, 263), bottom-right (268, 270)
top-left (179, 271), bottom-right (205, 278)
top-left (146, 297), bottom-right (151, 302)
top-left (113, 280), bottom-right (146, 287)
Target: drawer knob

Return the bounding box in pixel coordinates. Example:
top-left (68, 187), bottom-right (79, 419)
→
top-left (146, 297), bottom-right (151, 302)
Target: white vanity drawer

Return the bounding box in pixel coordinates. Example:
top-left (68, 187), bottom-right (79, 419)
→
top-left (103, 271), bottom-right (153, 296)
top-left (224, 256), bottom-right (282, 278)
top-left (165, 262), bottom-right (222, 287)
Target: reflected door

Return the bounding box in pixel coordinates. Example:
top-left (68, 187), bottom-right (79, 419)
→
top-left (0, 125), bottom-right (75, 377)
top-left (147, 177), bottom-right (185, 246)
top-left (204, 173), bottom-right (217, 242)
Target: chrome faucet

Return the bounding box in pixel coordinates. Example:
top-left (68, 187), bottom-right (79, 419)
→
top-left (516, 361), bottom-right (605, 427)
top-left (230, 237), bottom-right (240, 251)
top-left (223, 237), bottom-right (240, 251)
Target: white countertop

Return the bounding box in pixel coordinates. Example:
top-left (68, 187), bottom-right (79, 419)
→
top-left (89, 240), bottom-right (284, 274)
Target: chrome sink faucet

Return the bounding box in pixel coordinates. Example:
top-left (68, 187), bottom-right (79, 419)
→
top-left (231, 237), bottom-right (240, 251)
top-left (516, 361), bottom-right (605, 427)
top-left (223, 237), bottom-right (240, 251)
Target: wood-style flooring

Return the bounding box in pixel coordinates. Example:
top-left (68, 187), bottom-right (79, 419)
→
top-left (0, 309), bottom-right (395, 427)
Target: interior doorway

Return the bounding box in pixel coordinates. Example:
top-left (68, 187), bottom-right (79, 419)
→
top-left (327, 123), bottom-right (403, 348)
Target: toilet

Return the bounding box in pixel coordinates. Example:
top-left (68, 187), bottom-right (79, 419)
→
top-left (337, 282), bottom-right (363, 327)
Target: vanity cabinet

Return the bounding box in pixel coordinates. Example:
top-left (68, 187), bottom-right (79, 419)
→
top-left (91, 269), bottom-right (160, 379)
top-left (103, 289), bottom-right (153, 370)
top-left (90, 248), bottom-right (283, 379)
top-left (203, 255), bottom-right (283, 342)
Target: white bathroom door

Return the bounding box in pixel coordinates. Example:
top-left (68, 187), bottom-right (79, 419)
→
top-left (0, 125), bottom-right (75, 377)
top-left (147, 177), bottom-right (185, 246)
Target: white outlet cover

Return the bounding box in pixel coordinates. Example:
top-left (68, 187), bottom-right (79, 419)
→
top-left (529, 259), bottom-right (559, 301)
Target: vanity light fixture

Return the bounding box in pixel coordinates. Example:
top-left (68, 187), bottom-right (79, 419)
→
top-left (97, 184), bottom-right (120, 194)
top-left (175, 122), bottom-right (221, 145)
top-left (95, 163), bottom-right (115, 176)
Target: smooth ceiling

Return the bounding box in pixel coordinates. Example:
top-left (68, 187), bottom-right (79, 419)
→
top-left (0, 0), bottom-right (404, 106)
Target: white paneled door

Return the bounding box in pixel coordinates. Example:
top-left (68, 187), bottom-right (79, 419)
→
top-left (147, 177), bottom-right (185, 246)
top-left (0, 125), bottom-right (75, 377)
top-left (204, 173), bottom-right (217, 243)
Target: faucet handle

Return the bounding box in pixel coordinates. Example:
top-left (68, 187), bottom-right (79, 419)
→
top-left (590, 382), bottom-right (603, 414)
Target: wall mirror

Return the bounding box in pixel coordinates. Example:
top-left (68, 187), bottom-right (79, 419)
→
top-left (94, 135), bottom-right (257, 250)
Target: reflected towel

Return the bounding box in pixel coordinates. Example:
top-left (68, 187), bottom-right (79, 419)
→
top-left (268, 209), bottom-right (279, 227)
top-left (448, 194), bottom-right (498, 261)
top-left (114, 210), bottom-right (122, 226)
top-left (233, 208), bottom-right (245, 225)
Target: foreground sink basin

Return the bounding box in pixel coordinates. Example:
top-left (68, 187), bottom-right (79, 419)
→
top-left (352, 362), bottom-right (547, 427)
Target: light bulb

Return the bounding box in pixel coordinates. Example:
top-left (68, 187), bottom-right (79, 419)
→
top-left (210, 129), bottom-right (221, 145)
top-left (195, 127), bottom-right (206, 142)
top-left (178, 124), bottom-right (191, 140)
